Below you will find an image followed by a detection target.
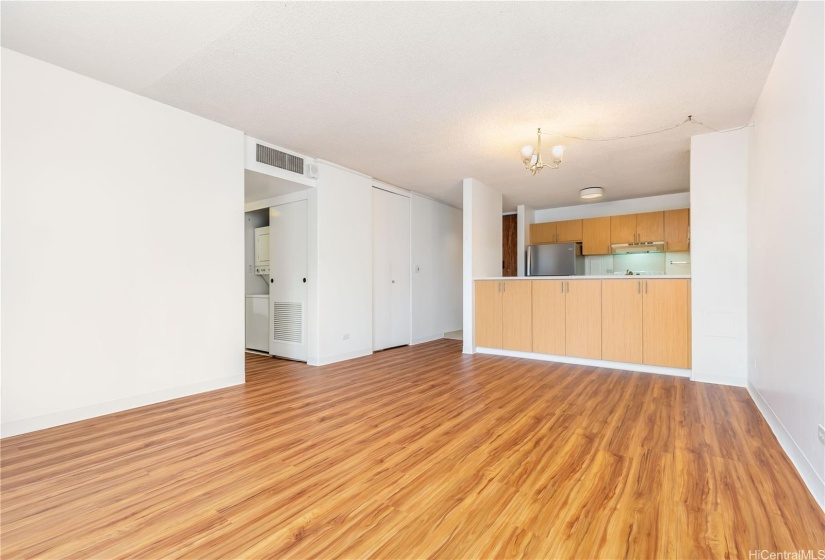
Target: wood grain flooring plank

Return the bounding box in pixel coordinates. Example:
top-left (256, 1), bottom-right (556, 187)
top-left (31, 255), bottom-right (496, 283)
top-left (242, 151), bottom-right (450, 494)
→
top-left (1, 339), bottom-right (822, 559)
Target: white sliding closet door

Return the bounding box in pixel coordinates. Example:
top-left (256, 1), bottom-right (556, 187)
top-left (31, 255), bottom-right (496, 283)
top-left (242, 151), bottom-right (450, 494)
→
top-left (373, 188), bottom-right (411, 351)
top-left (269, 199), bottom-right (308, 361)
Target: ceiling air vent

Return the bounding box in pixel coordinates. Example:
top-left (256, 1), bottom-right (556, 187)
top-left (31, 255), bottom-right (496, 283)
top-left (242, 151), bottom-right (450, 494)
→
top-left (256, 144), bottom-right (304, 175)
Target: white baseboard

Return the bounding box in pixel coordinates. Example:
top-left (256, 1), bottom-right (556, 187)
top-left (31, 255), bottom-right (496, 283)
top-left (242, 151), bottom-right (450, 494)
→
top-left (691, 372), bottom-right (747, 387)
top-left (1, 375), bottom-right (245, 439)
top-left (475, 347), bottom-right (692, 378)
top-left (411, 334), bottom-right (444, 345)
top-left (747, 383), bottom-right (825, 511)
top-left (313, 348), bottom-right (373, 366)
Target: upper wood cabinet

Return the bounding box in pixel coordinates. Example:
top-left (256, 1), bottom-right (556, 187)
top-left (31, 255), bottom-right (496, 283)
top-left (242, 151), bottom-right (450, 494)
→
top-left (530, 219), bottom-right (582, 244)
top-left (664, 209), bottom-right (690, 251)
top-left (533, 209), bottom-right (687, 249)
top-left (474, 281), bottom-right (532, 352)
top-left (582, 217), bottom-right (611, 255)
top-left (610, 214), bottom-right (637, 244)
top-left (556, 219), bottom-right (583, 242)
top-left (636, 212), bottom-right (664, 242)
top-left (530, 222), bottom-right (557, 244)
top-left (611, 212), bottom-right (664, 244)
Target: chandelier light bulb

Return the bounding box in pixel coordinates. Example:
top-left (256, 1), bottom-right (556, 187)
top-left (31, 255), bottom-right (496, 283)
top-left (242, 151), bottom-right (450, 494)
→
top-left (550, 145), bottom-right (566, 161)
top-left (520, 145), bottom-right (535, 160)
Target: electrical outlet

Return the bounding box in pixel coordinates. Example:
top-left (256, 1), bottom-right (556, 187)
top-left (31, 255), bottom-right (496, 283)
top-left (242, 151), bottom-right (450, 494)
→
top-left (818, 425), bottom-right (825, 446)
top-left (343, 333), bottom-right (350, 341)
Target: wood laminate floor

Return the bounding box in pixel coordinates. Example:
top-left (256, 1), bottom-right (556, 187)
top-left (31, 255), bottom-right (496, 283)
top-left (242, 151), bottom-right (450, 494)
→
top-left (1, 339), bottom-right (823, 558)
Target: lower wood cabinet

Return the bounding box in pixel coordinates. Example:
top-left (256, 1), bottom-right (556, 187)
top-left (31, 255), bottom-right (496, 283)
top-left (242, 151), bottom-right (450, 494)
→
top-left (475, 281), bottom-right (503, 348)
top-left (532, 280), bottom-right (566, 355)
top-left (532, 280), bottom-right (601, 359)
top-left (564, 280), bottom-right (602, 359)
top-left (474, 280), bottom-right (532, 352)
top-left (478, 278), bottom-right (690, 369)
top-left (642, 279), bottom-right (691, 368)
top-left (502, 281), bottom-right (532, 352)
top-left (602, 278), bottom-right (691, 368)
top-left (601, 280), bottom-right (643, 364)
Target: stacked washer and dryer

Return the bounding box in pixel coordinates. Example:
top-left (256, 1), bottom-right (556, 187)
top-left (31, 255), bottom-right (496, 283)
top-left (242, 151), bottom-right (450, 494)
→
top-left (245, 226), bottom-right (269, 352)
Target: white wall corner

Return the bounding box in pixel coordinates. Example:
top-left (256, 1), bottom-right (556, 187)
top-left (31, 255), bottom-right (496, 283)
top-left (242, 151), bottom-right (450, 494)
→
top-left (748, 383), bottom-right (825, 511)
top-left (462, 178), bottom-right (503, 354)
top-left (462, 179), bottom-right (475, 354)
top-left (689, 129), bottom-right (750, 387)
top-left (516, 205), bottom-right (535, 277)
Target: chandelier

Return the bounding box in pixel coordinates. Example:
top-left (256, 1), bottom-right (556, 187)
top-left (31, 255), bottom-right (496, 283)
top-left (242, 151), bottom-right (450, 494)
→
top-left (520, 128), bottom-right (566, 175)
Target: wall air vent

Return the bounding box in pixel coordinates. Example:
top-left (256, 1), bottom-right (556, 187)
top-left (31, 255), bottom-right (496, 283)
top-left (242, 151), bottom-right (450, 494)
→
top-left (256, 144), bottom-right (304, 175)
top-left (272, 302), bottom-right (303, 344)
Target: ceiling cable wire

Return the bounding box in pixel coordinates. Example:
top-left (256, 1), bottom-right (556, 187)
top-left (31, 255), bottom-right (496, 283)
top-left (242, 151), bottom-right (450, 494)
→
top-left (538, 115), bottom-right (751, 142)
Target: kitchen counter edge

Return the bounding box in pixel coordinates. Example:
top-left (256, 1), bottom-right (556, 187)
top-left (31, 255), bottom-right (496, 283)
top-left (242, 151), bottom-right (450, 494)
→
top-left (475, 275), bottom-right (691, 280)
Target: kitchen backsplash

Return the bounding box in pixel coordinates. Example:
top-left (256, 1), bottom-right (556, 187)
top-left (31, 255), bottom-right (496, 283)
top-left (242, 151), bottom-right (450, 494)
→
top-left (584, 251), bottom-right (691, 276)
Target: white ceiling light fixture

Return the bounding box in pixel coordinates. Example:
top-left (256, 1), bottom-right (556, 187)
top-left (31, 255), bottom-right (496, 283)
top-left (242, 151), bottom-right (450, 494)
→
top-left (521, 128), bottom-right (566, 175)
top-left (580, 187), bottom-right (604, 199)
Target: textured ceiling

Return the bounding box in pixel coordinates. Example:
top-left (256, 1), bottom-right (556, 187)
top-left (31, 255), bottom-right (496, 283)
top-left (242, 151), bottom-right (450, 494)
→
top-left (1, 1), bottom-right (796, 210)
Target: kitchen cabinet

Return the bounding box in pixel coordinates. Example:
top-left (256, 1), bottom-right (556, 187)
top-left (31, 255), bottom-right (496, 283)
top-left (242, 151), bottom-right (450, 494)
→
top-left (610, 211), bottom-right (665, 244)
top-left (602, 278), bottom-right (690, 368)
top-left (475, 281), bottom-right (503, 348)
top-left (502, 281), bottom-right (532, 352)
top-left (642, 279), bottom-right (691, 368)
top-left (582, 217), bottom-right (611, 255)
top-left (530, 219), bottom-right (582, 243)
top-left (477, 278), bottom-right (691, 370)
top-left (532, 280), bottom-right (566, 355)
top-left (636, 212), bottom-right (664, 242)
top-left (556, 219), bottom-right (583, 242)
top-left (610, 214), bottom-right (637, 244)
top-left (565, 280), bottom-right (602, 359)
top-left (533, 279), bottom-right (601, 358)
top-left (601, 280), bottom-right (644, 364)
top-left (664, 209), bottom-right (690, 251)
top-left (530, 222), bottom-right (556, 244)
top-left (474, 281), bottom-right (532, 351)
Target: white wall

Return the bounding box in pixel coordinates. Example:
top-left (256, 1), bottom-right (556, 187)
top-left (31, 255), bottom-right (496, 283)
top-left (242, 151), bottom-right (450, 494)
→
top-left (1, 49), bottom-right (245, 436)
top-left (689, 128), bottom-right (750, 387)
top-left (533, 192), bottom-right (690, 222)
top-left (313, 162), bottom-right (374, 365)
top-left (516, 204), bottom-right (535, 276)
top-left (462, 178), bottom-right (503, 353)
top-left (411, 194), bottom-right (462, 344)
top-left (747, 1), bottom-right (824, 509)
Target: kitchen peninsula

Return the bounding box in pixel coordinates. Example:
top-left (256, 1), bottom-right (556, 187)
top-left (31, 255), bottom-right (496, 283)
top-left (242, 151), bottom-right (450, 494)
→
top-left (474, 275), bottom-right (691, 375)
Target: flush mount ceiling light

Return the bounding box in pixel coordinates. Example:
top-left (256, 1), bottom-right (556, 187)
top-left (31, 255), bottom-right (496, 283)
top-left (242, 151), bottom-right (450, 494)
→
top-left (580, 187), bottom-right (604, 199)
top-left (520, 128), bottom-right (566, 175)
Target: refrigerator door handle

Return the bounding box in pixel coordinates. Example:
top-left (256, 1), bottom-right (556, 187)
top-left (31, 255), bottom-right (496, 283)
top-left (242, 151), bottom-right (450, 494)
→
top-left (526, 247), bottom-right (532, 276)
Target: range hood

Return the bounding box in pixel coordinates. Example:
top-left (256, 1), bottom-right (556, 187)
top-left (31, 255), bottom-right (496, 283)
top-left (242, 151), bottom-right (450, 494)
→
top-left (611, 241), bottom-right (665, 255)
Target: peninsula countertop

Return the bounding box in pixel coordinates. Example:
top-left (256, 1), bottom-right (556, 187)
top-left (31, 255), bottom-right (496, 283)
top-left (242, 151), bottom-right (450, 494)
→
top-left (475, 275), bottom-right (691, 280)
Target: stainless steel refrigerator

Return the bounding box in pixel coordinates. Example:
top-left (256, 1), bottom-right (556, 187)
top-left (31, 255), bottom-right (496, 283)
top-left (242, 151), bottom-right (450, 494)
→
top-left (526, 243), bottom-right (584, 276)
